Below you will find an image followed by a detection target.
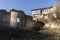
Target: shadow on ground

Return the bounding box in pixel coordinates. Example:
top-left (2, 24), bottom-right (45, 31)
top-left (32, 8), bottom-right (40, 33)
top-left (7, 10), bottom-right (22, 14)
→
top-left (0, 27), bottom-right (59, 40)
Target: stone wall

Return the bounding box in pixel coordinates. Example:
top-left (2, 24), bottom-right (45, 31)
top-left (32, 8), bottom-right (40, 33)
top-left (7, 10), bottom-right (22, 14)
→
top-left (10, 9), bottom-right (25, 28)
top-left (24, 15), bottom-right (33, 30)
top-left (0, 9), bottom-right (46, 31)
top-left (0, 9), bottom-right (10, 28)
top-left (0, 9), bottom-right (35, 30)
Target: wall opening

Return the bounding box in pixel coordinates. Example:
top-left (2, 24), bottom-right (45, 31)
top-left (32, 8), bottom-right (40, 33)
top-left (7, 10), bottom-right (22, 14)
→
top-left (16, 18), bottom-right (20, 23)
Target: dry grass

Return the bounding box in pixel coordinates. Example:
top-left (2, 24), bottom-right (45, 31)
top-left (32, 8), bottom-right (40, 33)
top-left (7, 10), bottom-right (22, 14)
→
top-left (39, 27), bottom-right (60, 40)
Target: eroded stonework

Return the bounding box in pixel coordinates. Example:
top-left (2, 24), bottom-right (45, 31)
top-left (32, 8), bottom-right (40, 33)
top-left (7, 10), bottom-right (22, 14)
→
top-left (0, 9), bottom-right (32, 29)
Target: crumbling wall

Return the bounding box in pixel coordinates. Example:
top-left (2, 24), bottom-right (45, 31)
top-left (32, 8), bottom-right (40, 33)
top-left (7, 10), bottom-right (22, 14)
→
top-left (10, 10), bottom-right (18, 27)
top-left (10, 9), bottom-right (25, 28)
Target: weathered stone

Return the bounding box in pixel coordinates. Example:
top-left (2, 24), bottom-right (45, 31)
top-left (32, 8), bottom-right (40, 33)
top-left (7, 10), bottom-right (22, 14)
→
top-left (10, 9), bottom-right (25, 28)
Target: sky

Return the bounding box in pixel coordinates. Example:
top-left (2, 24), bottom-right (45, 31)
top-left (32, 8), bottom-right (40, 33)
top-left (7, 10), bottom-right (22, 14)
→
top-left (0, 0), bottom-right (56, 16)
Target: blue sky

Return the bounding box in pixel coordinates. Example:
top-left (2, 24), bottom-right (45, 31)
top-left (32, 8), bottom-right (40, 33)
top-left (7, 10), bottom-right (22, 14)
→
top-left (0, 0), bottom-right (56, 15)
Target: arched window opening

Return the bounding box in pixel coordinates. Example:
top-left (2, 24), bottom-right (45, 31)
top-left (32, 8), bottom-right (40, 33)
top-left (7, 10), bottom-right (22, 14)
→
top-left (16, 18), bottom-right (20, 23)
